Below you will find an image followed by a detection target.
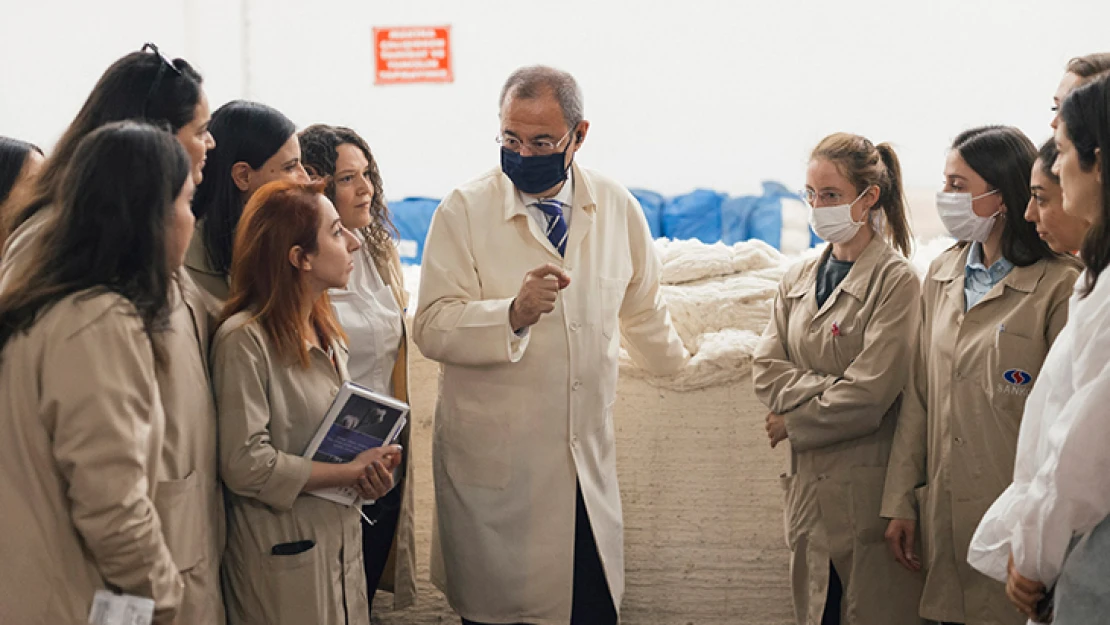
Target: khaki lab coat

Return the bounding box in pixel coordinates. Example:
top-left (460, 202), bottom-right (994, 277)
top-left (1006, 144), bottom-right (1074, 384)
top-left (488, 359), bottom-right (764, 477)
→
top-left (2, 210), bottom-right (229, 623)
top-left (213, 311), bottom-right (369, 625)
top-left (753, 238), bottom-right (925, 625)
top-left (0, 291), bottom-right (183, 624)
top-left (152, 271), bottom-right (227, 624)
top-left (881, 244), bottom-right (1079, 625)
top-left (362, 248), bottom-right (419, 608)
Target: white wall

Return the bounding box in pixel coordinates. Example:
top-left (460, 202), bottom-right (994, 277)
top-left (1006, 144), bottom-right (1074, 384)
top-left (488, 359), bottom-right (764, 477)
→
top-left (3, 0), bottom-right (1109, 211)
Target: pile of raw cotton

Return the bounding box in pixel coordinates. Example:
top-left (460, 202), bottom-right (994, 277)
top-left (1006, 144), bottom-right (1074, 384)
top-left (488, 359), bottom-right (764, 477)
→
top-left (620, 235), bottom-right (955, 392)
top-left (619, 238), bottom-right (805, 392)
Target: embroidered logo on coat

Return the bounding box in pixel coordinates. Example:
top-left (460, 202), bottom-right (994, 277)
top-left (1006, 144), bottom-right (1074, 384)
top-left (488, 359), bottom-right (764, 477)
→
top-left (1003, 369), bottom-right (1032, 386)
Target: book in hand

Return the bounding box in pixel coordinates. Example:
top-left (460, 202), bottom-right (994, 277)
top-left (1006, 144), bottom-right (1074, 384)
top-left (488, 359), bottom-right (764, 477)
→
top-left (302, 381), bottom-right (408, 507)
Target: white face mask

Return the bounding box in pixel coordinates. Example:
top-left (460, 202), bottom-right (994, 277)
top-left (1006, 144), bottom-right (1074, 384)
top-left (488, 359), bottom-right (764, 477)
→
top-left (936, 189), bottom-right (1001, 243)
top-left (807, 187), bottom-right (869, 244)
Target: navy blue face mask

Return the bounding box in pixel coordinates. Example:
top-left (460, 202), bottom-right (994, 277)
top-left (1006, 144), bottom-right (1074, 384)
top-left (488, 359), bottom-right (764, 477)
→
top-left (500, 141), bottom-right (574, 194)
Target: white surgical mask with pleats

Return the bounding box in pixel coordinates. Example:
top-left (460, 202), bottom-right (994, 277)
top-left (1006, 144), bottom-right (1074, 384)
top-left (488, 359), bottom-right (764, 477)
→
top-left (807, 187), bottom-right (869, 243)
top-left (936, 189), bottom-right (1001, 242)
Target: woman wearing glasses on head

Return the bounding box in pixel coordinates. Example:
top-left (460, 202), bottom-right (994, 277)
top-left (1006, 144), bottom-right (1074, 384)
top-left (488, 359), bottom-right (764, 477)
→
top-left (299, 124), bottom-right (418, 616)
top-left (0, 43), bottom-right (225, 625)
top-left (752, 133), bottom-right (923, 625)
top-left (212, 179), bottom-right (402, 625)
top-left (0, 121), bottom-right (197, 625)
top-left (185, 100), bottom-right (310, 310)
top-left (881, 126), bottom-right (1080, 625)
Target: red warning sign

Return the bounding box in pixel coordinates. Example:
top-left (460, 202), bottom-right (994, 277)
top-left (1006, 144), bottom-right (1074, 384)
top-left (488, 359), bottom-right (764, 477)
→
top-left (374, 26), bottom-right (453, 85)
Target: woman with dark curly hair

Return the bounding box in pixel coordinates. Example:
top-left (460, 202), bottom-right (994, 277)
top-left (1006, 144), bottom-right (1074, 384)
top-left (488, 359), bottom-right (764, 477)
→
top-left (299, 123), bottom-right (417, 615)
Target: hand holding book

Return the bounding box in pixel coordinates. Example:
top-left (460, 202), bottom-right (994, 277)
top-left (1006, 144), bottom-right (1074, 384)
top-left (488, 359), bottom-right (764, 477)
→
top-left (304, 444), bottom-right (403, 499)
top-left (350, 445), bottom-right (403, 500)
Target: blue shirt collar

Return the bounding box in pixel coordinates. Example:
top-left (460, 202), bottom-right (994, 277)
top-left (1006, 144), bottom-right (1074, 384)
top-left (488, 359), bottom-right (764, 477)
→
top-left (966, 242), bottom-right (1013, 278)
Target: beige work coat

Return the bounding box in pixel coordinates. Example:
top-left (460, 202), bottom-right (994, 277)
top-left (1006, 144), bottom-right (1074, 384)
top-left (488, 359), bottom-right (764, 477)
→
top-left (881, 244), bottom-right (1080, 625)
top-left (414, 163), bottom-right (688, 625)
top-left (752, 238), bottom-right (925, 625)
top-left (213, 311), bottom-right (369, 625)
top-left (342, 247), bottom-right (419, 609)
top-left (0, 291), bottom-right (184, 624)
top-left (0, 210), bottom-right (225, 623)
top-left (183, 223), bottom-right (230, 315)
top-left (152, 271), bottom-right (227, 624)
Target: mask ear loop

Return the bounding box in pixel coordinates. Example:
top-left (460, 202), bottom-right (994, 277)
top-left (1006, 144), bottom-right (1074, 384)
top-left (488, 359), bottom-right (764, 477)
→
top-left (849, 185), bottom-right (875, 227)
top-left (973, 189), bottom-right (1004, 218)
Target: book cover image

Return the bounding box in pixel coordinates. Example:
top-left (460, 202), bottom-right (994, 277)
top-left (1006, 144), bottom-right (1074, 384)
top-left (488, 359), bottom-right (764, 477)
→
top-left (313, 394), bottom-right (405, 465)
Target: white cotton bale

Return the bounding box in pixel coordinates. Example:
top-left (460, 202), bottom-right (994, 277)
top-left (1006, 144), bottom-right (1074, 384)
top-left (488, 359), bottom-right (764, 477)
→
top-left (779, 196), bottom-right (813, 256)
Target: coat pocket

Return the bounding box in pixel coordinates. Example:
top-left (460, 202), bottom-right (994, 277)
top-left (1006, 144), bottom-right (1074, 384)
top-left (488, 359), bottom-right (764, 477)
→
top-left (442, 382), bottom-right (515, 490)
top-left (263, 542), bottom-right (326, 625)
top-left (987, 331), bottom-right (1043, 418)
top-left (848, 466), bottom-right (890, 544)
top-left (831, 328), bottom-right (866, 372)
top-left (154, 470), bottom-right (205, 573)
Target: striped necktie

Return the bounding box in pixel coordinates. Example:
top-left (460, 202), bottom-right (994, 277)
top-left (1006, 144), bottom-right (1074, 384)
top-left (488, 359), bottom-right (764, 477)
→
top-left (533, 199), bottom-right (569, 256)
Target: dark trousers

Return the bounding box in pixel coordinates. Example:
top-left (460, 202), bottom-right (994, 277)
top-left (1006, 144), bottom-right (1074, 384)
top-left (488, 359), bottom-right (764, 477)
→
top-left (462, 483), bottom-right (617, 625)
top-left (821, 562), bottom-right (843, 625)
top-left (363, 485), bottom-right (402, 620)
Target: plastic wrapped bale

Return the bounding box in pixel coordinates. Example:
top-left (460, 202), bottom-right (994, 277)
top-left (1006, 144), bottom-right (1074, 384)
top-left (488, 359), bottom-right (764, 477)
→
top-left (661, 189), bottom-right (726, 244)
top-left (390, 197), bottom-right (441, 265)
top-left (629, 188), bottom-right (665, 239)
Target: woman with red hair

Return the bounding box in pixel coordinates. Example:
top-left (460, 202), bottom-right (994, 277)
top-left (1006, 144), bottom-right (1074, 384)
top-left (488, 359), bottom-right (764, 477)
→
top-left (212, 179), bottom-right (402, 625)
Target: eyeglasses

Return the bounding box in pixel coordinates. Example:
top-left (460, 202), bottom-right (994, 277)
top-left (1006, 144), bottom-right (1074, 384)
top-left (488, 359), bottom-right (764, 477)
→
top-left (799, 189), bottom-right (847, 207)
top-left (496, 128), bottom-right (574, 155)
top-left (140, 42), bottom-right (182, 118)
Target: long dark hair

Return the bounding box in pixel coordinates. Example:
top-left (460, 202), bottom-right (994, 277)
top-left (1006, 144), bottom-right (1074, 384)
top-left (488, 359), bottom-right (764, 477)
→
top-left (0, 137), bottom-right (42, 206)
top-left (952, 126), bottom-right (1052, 267)
top-left (194, 100), bottom-right (297, 276)
top-left (1037, 138), bottom-right (1061, 184)
top-left (0, 122), bottom-right (190, 354)
top-left (299, 124), bottom-right (397, 267)
top-left (1060, 73), bottom-right (1110, 296)
top-left (4, 45), bottom-right (202, 239)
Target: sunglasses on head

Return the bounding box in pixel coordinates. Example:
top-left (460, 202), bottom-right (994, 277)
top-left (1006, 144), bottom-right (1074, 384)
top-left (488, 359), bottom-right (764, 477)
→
top-left (140, 42), bottom-right (183, 118)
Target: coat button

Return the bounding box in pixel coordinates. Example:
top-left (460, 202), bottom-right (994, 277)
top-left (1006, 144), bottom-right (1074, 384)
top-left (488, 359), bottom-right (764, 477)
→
top-left (572, 435), bottom-right (579, 447)
top-left (954, 436), bottom-right (964, 446)
top-left (572, 380), bottom-right (582, 391)
top-left (570, 322), bottom-right (581, 332)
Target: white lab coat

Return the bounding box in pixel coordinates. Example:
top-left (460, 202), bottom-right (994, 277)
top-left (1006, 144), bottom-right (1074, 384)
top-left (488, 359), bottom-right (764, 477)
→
top-left (413, 162), bottom-right (688, 625)
top-left (969, 269), bottom-right (1110, 591)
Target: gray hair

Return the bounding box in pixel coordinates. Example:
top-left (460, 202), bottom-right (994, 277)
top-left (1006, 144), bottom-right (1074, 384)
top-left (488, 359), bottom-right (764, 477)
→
top-left (499, 65), bottom-right (584, 130)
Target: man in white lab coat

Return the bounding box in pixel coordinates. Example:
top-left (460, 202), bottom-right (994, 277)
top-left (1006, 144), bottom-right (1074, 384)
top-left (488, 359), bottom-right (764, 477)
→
top-left (414, 65), bottom-right (689, 625)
